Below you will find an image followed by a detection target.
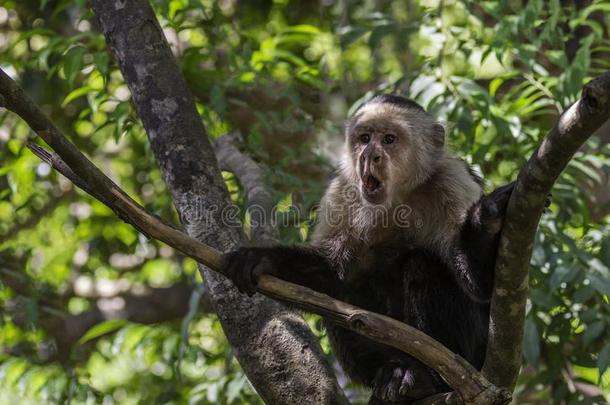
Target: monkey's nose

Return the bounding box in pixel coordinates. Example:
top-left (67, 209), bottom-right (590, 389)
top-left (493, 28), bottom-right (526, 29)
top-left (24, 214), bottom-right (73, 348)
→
top-left (373, 155), bottom-right (381, 164)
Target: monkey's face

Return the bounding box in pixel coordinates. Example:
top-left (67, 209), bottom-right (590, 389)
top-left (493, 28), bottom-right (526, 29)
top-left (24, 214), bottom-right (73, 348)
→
top-left (348, 123), bottom-right (396, 204)
top-left (346, 102), bottom-right (444, 205)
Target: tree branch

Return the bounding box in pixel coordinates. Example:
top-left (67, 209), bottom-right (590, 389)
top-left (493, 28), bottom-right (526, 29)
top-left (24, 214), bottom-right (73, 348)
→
top-left (482, 71), bottom-right (610, 389)
top-left (213, 131), bottom-right (279, 245)
top-left (0, 68), bottom-right (508, 404)
top-left (40, 281), bottom-right (203, 360)
top-left (0, 252), bottom-right (212, 362)
top-left (414, 392), bottom-right (459, 405)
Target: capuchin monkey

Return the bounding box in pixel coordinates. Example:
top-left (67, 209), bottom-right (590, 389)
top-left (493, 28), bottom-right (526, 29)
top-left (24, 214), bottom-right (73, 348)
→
top-left (224, 95), bottom-right (514, 404)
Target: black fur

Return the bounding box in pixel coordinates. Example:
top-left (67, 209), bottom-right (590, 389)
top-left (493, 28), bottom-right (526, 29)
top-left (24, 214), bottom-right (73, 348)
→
top-left (223, 182), bottom-right (513, 404)
top-left (361, 95), bottom-right (426, 113)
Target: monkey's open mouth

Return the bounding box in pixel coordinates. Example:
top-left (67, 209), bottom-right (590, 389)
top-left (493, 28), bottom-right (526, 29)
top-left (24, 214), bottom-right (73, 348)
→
top-left (362, 174), bottom-right (382, 195)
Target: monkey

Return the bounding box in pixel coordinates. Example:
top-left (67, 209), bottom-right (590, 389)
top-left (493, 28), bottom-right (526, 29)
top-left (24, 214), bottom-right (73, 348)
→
top-left (223, 95), bottom-right (514, 404)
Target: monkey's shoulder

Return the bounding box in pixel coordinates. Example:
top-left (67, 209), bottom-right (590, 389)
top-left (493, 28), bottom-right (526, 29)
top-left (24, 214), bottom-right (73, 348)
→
top-left (411, 158), bottom-right (481, 215)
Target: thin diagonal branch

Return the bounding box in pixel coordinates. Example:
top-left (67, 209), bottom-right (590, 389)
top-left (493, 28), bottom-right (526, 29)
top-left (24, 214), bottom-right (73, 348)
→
top-left (214, 131), bottom-right (279, 245)
top-left (0, 68), bottom-right (508, 404)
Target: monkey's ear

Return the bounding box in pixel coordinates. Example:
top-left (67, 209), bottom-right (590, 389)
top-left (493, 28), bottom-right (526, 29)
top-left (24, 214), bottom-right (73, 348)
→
top-left (432, 123), bottom-right (445, 148)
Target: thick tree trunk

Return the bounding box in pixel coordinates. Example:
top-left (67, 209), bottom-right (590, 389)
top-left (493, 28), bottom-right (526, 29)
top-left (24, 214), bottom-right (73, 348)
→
top-left (89, 1), bottom-right (345, 403)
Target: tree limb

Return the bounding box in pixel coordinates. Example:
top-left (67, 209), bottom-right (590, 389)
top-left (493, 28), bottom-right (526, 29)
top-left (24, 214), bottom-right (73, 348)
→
top-left (414, 392), bottom-right (459, 405)
top-left (40, 281), bottom-right (206, 360)
top-left (213, 131), bottom-right (279, 245)
top-left (0, 68), bottom-right (509, 404)
top-left (0, 252), bottom-right (212, 361)
top-left (482, 71), bottom-right (610, 389)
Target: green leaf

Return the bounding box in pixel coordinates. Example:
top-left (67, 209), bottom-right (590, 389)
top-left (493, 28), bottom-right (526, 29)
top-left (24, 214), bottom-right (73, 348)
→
top-left (226, 374), bottom-right (247, 403)
top-left (569, 159), bottom-right (603, 184)
top-left (572, 2), bottom-right (610, 29)
top-left (63, 46), bottom-right (86, 86)
top-left (489, 77), bottom-right (504, 97)
top-left (563, 35), bottom-right (593, 99)
top-left (597, 343), bottom-right (610, 379)
top-left (94, 52), bottom-right (110, 77)
top-left (286, 24), bottom-right (320, 34)
top-left (588, 272), bottom-right (610, 297)
top-left (275, 193), bottom-right (293, 213)
top-left (339, 26), bottom-right (368, 49)
top-left (78, 319), bottom-right (128, 345)
top-left (530, 288), bottom-right (559, 309)
top-left (210, 85), bottom-right (226, 116)
top-left (600, 237), bottom-right (610, 268)
top-left (573, 285), bottom-right (596, 303)
top-left (62, 86), bottom-right (93, 107)
top-left (369, 24), bottom-right (394, 50)
top-left (549, 266), bottom-right (579, 289)
top-left (523, 318), bottom-right (540, 365)
top-left (582, 321), bottom-right (605, 346)
top-left (456, 79), bottom-right (486, 99)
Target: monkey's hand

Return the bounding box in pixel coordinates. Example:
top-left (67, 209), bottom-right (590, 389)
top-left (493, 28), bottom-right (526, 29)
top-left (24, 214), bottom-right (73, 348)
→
top-left (479, 182), bottom-right (552, 235)
top-left (223, 247), bottom-right (280, 296)
top-left (479, 181), bottom-right (515, 235)
top-left (371, 361), bottom-right (438, 403)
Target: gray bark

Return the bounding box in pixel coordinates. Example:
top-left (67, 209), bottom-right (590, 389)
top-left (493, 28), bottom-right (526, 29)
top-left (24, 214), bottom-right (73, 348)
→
top-left (89, 1), bottom-right (344, 403)
top-left (214, 131), bottom-right (279, 245)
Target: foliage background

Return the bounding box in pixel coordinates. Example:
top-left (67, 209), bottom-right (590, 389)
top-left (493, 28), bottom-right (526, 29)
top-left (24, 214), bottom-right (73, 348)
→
top-left (1, 0), bottom-right (610, 403)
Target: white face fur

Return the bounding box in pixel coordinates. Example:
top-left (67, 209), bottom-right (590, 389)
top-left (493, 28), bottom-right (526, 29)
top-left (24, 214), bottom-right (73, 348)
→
top-left (343, 101), bottom-right (445, 206)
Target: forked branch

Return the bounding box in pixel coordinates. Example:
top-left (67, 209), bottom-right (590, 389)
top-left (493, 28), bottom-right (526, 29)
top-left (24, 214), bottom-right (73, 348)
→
top-left (483, 71), bottom-right (610, 389)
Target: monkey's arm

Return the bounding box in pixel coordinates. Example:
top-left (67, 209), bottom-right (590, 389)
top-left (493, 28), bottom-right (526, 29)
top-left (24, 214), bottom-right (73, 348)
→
top-left (452, 182), bottom-right (515, 302)
top-left (223, 246), bottom-right (343, 297)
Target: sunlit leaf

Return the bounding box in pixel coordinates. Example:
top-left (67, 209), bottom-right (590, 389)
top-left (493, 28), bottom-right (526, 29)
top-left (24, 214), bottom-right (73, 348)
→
top-left (78, 319), bottom-right (129, 345)
top-left (62, 86), bottom-right (94, 107)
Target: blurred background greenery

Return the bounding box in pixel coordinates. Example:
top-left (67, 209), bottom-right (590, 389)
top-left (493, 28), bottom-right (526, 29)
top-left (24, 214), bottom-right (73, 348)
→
top-left (0, 0), bottom-right (610, 403)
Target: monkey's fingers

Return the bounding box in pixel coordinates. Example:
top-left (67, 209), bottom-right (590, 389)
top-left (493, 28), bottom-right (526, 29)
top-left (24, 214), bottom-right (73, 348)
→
top-left (487, 181), bottom-right (515, 212)
top-left (397, 369), bottom-right (416, 397)
top-left (480, 199), bottom-right (499, 220)
top-left (223, 249), bottom-right (259, 296)
top-left (372, 366), bottom-right (393, 400)
top-left (372, 363), bottom-right (411, 403)
top-left (381, 367), bottom-right (404, 401)
top-left (251, 256), bottom-right (277, 287)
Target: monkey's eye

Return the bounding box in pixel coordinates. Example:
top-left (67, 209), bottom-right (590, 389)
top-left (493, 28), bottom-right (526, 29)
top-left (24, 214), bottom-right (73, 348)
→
top-left (359, 133), bottom-right (371, 144)
top-left (383, 134), bottom-right (396, 144)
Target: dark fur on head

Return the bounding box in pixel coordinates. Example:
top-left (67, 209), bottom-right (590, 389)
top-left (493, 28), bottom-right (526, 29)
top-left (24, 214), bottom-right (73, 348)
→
top-left (355, 94), bottom-right (426, 114)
